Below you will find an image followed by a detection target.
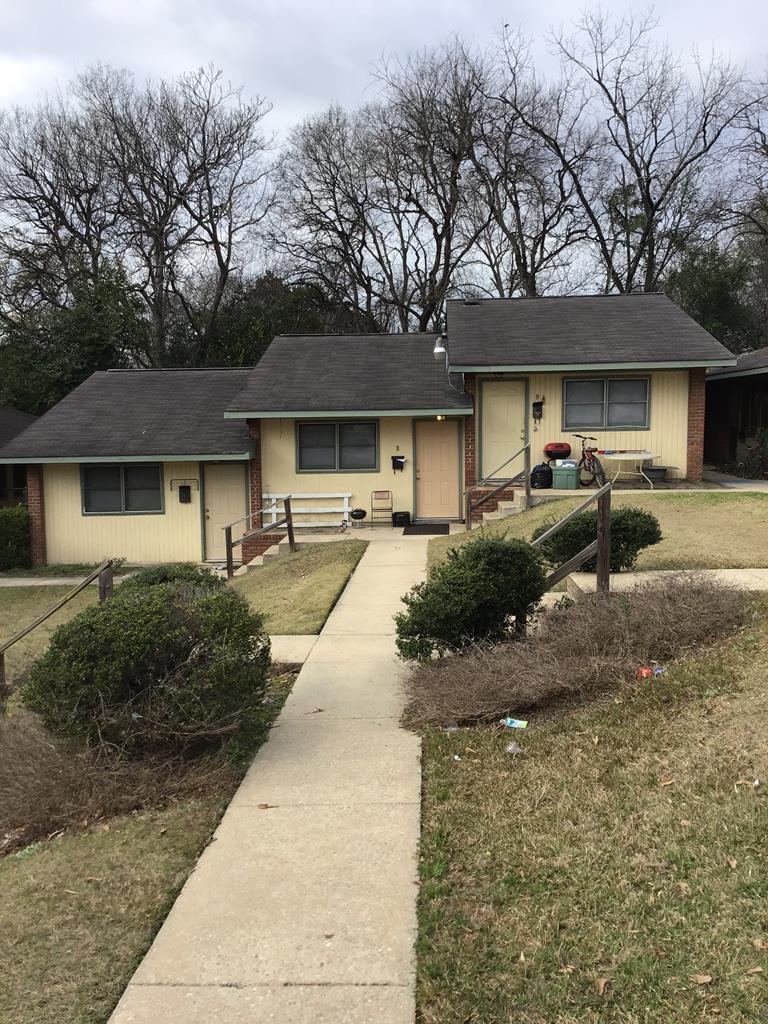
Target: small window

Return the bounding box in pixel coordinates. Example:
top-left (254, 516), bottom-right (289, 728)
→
top-left (563, 378), bottom-right (649, 430)
top-left (297, 421), bottom-right (378, 472)
top-left (82, 464), bottom-right (163, 514)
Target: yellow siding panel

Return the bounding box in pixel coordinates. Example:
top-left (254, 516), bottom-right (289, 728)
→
top-left (261, 417), bottom-right (453, 523)
top-left (44, 462), bottom-right (204, 564)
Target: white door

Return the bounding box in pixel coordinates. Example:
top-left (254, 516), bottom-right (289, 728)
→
top-left (480, 381), bottom-right (527, 479)
top-left (204, 463), bottom-right (248, 561)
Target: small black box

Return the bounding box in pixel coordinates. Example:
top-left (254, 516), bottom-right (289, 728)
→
top-left (392, 511), bottom-right (411, 527)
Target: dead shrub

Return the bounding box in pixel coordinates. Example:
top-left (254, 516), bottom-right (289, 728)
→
top-left (402, 574), bottom-right (751, 729)
top-left (0, 710), bottom-right (239, 855)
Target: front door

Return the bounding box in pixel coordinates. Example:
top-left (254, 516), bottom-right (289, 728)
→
top-left (480, 380), bottom-right (527, 479)
top-left (204, 462), bottom-right (248, 561)
top-left (415, 419), bottom-right (460, 519)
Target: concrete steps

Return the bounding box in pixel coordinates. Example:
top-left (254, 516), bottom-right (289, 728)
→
top-left (481, 492), bottom-right (530, 524)
top-left (241, 536), bottom-right (303, 573)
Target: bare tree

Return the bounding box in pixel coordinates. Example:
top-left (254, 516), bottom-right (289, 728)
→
top-left (497, 14), bottom-right (756, 293)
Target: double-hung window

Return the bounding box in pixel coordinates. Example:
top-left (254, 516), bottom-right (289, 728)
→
top-left (563, 378), bottom-right (650, 430)
top-left (297, 421), bottom-right (378, 472)
top-left (82, 464), bottom-right (163, 514)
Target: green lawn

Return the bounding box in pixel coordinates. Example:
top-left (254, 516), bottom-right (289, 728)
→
top-left (0, 585), bottom-right (96, 682)
top-left (430, 492), bottom-right (768, 570)
top-left (233, 539), bottom-right (367, 633)
top-left (418, 610), bottom-right (768, 1023)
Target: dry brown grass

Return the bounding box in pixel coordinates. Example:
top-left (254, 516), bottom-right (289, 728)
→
top-left (403, 575), bottom-right (750, 729)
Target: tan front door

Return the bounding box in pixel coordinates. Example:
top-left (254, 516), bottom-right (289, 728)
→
top-left (415, 419), bottom-right (460, 519)
top-left (480, 380), bottom-right (527, 479)
top-left (204, 462), bottom-right (248, 561)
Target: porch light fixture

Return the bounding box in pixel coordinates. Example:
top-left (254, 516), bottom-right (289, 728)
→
top-left (433, 334), bottom-right (448, 363)
top-left (435, 415), bottom-right (446, 421)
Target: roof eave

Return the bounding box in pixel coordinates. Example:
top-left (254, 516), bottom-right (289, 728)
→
top-left (707, 365), bottom-right (768, 382)
top-left (448, 358), bottom-right (737, 373)
top-left (0, 452), bottom-right (254, 465)
top-left (224, 408), bottom-right (472, 419)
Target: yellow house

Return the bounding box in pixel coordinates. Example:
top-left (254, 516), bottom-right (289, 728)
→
top-left (0, 294), bottom-right (736, 565)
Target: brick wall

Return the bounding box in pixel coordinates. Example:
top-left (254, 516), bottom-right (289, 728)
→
top-left (241, 420), bottom-right (266, 562)
top-left (686, 369), bottom-right (706, 482)
top-left (463, 374), bottom-right (477, 500)
top-left (26, 464), bottom-right (46, 566)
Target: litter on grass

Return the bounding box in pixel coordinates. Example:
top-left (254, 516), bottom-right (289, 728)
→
top-left (444, 721), bottom-right (459, 733)
top-left (500, 717), bottom-right (528, 729)
top-left (505, 741), bottom-right (523, 755)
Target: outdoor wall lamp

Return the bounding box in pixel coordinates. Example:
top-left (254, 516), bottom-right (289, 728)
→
top-left (433, 334), bottom-right (448, 365)
top-left (435, 415), bottom-right (446, 421)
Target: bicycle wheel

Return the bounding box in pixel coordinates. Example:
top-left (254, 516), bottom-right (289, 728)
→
top-left (593, 456), bottom-right (607, 486)
top-left (578, 457), bottom-right (596, 487)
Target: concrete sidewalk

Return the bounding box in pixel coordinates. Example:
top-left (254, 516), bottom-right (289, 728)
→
top-left (569, 567), bottom-right (768, 595)
top-left (110, 534), bottom-right (427, 1024)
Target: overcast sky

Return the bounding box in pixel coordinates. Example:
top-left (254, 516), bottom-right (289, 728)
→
top-left (0, 0), bottom-right (766, 136)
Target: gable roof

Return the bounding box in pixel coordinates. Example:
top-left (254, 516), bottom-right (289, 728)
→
top-left (708, 345), bottom-right (768, 381)
top-left (0, 369), bottom-right (255, 463)
top-left (226, 334), bottom-right (474, 418)
top-left (445, 294), bottom-right (736, 370)
top-left (0, 406), bottom-right (36, 447)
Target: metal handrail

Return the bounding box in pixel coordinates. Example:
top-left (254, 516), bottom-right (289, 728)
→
top-left (223, 495), bottom-right (296, 579)
top-left (0, 559), bottom-right (114, 701)
top-left (465, 442), bottom-right (531, 527)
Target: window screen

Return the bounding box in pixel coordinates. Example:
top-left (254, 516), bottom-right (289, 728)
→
top-left (563, 378), bottom-right (649, 429)
top-left (82, 464), bottom-right (163, 513)
top-left (297, 422), bottom-right (377, 471)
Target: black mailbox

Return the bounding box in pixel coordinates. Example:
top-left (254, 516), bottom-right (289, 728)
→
top-left (178, 484), bottom-right (192, 504)
top-left (391, 455), bottom-right (406, 472)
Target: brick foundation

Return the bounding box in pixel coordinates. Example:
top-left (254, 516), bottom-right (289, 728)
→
top-left (241, 532), bottom-right (283, 562)
top-left (686, 369), bottom-right (706, 482)
top-left (469, 487), bottom-right (517, 523)
top-left (26, 464), bottom-right (46, 565)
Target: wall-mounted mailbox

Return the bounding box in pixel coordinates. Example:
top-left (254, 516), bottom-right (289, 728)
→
top-left (178, 484), bottom-right (192, 504)
top-left (391, 455), bottom-right (407, 472)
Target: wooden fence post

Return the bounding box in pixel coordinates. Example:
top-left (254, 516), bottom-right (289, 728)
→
top-left (98, 564), bottom-right (113, 603)
top-left (0, 652), bottom-right (7, 715)
top-left (596, 486), bottom-right (612, 594)
top-left (225, 526), bottom-right (234, 580)
top-left (284, 496), bottom-right (296, 552)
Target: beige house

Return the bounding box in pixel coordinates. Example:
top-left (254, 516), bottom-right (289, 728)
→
top-left (0, 294), bottom-right (735, 566)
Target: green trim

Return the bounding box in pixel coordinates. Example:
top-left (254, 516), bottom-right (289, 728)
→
top-left (708, 365), bottom-right (768, 382)
top-left (80, 462), bottom-right (165, 517)
top-left (199, 461), bottom-right (207, 561)
top-left (561, 376), bottom-right (651, 432)
top-left (0, 452), bottom-right (253, 465)
top-left (225, 408), bottom-right (472, 420)
top-left (295, 420), bottom-right (380, 474)
top-left (451, 359), bottom-right (736, 372)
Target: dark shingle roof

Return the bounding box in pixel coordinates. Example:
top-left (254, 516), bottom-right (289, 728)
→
top-left (0, 406), bottom-right (36, 447)
top-left (708, 345), bottom-right (768, 380)
top-left (227, 335), bottom-right (473, 416)
top-left (0, 369), bottom-right (255, 462)
top-left (445, 294), bottom-right (736, 368)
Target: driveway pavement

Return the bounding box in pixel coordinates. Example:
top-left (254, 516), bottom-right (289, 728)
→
top-left (109, 534), bottom-right (428, 1024)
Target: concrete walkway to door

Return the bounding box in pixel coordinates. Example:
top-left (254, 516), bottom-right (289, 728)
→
top-left (110, 533), bottom-right (428, 1024)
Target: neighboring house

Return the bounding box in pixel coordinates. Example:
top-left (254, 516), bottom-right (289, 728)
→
top-left (705, 346), bottom-right (768, 466)
top-left (0, 294), bottom-right (735, 567)
top-left (0, 406), bottom-right (37, 507)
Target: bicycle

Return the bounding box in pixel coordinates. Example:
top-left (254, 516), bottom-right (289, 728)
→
top-left (573, 434), bottom-right (607, 487)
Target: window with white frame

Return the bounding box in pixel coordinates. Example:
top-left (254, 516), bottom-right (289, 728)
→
top-left (563, 378), bottom-right (650, 429)
top-left (297, 421), bottom-right (378, 472)
top-left (82, 464), bottom-right (163, 513)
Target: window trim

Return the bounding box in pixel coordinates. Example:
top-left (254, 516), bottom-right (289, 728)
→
top-left (80, 463), bottom-right (165, 516)
top-left (295, 420), bottom-right (380, 474)
top-left (562, 377), bottom-right (651, 431)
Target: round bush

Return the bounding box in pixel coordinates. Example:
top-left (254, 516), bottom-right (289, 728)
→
top-left (395, 534), bottom-right (547, 661)
top-left (22, 582), bottom-right (270, 751)
top-left (119, 562), bottom-right (225, 592)
top-left (531, 505), bottom-right (662, 572)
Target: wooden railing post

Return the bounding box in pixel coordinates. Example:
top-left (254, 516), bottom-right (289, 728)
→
top-left (284, 496), bottom-right (296, 552)
top-left (524, 443), bottom-right (531, 506)
top-left (0, 652), bottom-right (7, 715)
top-left (596, 486), bottom-right (612, 593)
top-left (225, 525), bottom-right (234, 580)
top-left (98, 564), bottom-right (113, 603)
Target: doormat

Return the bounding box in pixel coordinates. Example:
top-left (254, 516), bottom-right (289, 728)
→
top-left (403, 523), bottom-right (450, 536)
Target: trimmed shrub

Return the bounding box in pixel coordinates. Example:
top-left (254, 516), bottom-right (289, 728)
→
top-left (0, 504), bottom-right (30, 570)
top-left (531, 505), bottom-right (662, 572)
top-left (395, 534), bottom-right (547, 661)
top-left (119, 562), bottom-right (225, 592)
top-left (22, 582), bottom-right (270, 751)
